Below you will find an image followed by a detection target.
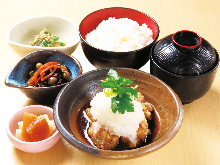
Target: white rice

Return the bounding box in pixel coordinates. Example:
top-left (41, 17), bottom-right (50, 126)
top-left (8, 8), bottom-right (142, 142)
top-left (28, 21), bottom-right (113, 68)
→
top-left (90, 92), bottom-right (145, 144)
top-left (85, 17), bottom-right (153, 52)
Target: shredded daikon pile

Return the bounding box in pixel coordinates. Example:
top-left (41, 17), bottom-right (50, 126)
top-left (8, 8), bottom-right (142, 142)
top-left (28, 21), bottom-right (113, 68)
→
top-left (90, 92), bottom-right (145, 144)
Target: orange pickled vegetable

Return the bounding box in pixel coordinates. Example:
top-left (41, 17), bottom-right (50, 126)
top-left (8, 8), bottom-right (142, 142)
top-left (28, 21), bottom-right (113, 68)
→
top-left (40, 65), bottom-right (60, 81)
top-left (26, 116), bottom-right (50, 142)
top-left (22, 112), bottom-right (37, 141)
top-left (27, 62), bottom-right (58, 86)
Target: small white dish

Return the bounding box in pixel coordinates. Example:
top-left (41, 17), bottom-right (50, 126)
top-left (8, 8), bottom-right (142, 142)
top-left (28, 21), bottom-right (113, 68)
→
top-left (7, 105), bottom-right (61, 153)
top-left (7, 15), bottom-right (79, 57)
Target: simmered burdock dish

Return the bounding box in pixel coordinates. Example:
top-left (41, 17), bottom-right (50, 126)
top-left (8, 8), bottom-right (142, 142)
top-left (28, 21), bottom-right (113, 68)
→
top-left (70, 69), bottom-right (160, 150)
top-left (27, 61), bottom-right (72, 87)
top-left (5, 50), bottom-right (82, 104)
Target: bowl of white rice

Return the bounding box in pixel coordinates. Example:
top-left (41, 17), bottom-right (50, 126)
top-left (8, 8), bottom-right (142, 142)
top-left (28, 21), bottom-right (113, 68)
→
top-left (79, 7), bottom-right (159, 69)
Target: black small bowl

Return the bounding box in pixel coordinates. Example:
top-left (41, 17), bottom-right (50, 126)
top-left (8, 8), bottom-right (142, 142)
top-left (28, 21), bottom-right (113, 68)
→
top-left (79, 7), bottom-right (159, 69)
top-left (5, 50), bottom-right (82, 104)
top-left (150, 30), bottom-right (219, 104)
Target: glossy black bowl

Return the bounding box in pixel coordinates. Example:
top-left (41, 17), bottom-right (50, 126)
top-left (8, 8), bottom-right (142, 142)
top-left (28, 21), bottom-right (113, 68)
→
top-left (79, 7), bottom-right (159, 69)
top-left (5, 50), bottom-right (82, 104)
top-left (150, 30), bottom-right (219, 104)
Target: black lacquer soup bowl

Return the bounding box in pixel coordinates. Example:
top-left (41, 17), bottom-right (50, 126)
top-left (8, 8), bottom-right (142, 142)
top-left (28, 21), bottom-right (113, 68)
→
top-left (150, 30), bottom-right (219, 104)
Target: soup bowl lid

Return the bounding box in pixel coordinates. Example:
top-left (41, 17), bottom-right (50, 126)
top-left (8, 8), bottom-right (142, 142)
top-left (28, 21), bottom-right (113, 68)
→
top-left (151, 30), bottom-right (218, 76)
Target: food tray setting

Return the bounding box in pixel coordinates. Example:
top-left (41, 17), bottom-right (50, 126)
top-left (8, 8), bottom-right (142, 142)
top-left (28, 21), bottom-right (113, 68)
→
top-left (2, 2), bottom-right (220, 164)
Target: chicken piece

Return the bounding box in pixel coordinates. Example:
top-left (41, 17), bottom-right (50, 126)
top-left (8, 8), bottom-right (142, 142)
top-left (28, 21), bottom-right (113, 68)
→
top-left (85, 108), bottom-right (96, 122)
top-left (142, 102), bottom-right (153, 120)
top-left (137, 92), bottom-right (153, 120)
top-left (121, 119), bottom-right (150, 148)
top-left (137, 92), bottom-right (145, 102)
top-left (88, 122), bottom-right (119, 150)
top-left (86, 92), bottom-right (153, 150)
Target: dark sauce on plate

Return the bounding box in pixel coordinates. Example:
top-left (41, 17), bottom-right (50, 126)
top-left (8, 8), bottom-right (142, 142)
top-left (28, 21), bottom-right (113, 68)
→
top-left (75, 103), bottom-right (160, 151)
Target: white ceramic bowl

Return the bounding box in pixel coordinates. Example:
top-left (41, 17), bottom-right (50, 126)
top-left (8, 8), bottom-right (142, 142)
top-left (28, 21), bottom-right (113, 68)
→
top-left (7, 105), bottom-right (61, 153)
top-left (7, 15), bottom-right (79, 57)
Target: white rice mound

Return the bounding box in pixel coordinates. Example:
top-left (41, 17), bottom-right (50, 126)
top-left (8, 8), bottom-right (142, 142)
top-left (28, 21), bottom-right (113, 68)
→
top-left (85, 17), bottom-right (153, 52)
top-left (90, 92), bottom-right (145, 144)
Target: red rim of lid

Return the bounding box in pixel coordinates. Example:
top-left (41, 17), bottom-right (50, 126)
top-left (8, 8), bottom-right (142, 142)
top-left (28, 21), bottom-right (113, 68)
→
top-left (172, 30), bottom-right (202, 49)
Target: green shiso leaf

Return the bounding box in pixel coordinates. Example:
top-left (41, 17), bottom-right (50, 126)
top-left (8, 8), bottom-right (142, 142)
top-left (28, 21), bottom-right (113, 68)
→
top-left (112, 94), bottom-right (134, 114)
top-left (118, 87), bottom-right (138, 99)
top-left (100, 69), bottom-right (138, 114)
top-left (100, 79), bottom-right (118, 88)
top-left (118, 76), bottom-right (133, 86)
top-left (111, 97), bottom-right (118, 113)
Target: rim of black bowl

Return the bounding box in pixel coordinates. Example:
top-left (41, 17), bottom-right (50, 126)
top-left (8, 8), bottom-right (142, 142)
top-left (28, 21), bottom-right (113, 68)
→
top-left (150, 43), bottom-right (219, 78)
top-left (4, 50), bottom-right (83, 89)
top-left (79, 7), bottom-right (160, 55)
top-left (53, 68), bottom-right (184, 158)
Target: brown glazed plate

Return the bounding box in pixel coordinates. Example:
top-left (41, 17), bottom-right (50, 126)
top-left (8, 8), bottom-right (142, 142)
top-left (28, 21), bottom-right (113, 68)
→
top-left (53, 68), bottom-right (183, 159)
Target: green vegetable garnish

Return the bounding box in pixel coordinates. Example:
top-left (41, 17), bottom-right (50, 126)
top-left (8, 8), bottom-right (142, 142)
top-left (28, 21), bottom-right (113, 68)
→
top-left (100, 69), bottom-right (138, 114)
top-left (51, 36), bottom-right (59, 42)
top-left (30, 28), bottom-right (66, 47)
top-left (59, 42), bottom-right (66, 46)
